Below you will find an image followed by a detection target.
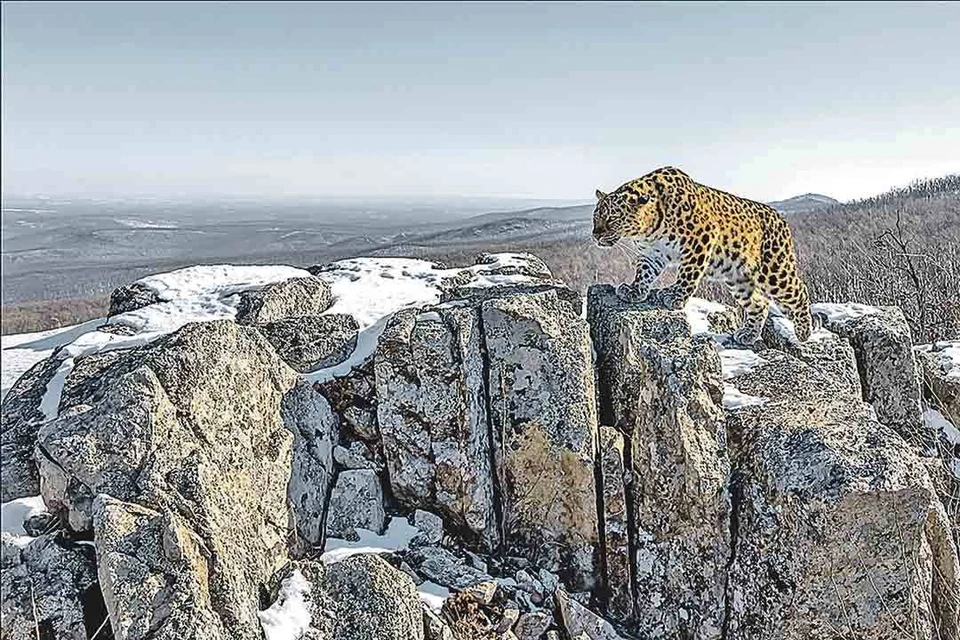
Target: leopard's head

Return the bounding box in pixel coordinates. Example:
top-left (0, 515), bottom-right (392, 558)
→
top-left (592, 182), bottom-right (657, 247)
top-left (593, 167), bottom-right (688, 246)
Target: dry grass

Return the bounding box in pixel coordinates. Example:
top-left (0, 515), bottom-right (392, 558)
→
top-left (1, 296), bottom-right (109, 336)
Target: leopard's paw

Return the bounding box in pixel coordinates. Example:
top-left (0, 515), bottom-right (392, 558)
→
top-left (649, 286), bottom-right (684, 311)
top-left (616, 283), bottom-right (650, 303)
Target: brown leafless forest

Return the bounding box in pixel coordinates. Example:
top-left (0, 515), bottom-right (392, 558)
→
top-left (2, 176), bottom-right (957, 343)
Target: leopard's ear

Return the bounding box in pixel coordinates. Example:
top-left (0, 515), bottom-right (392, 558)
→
top-left (595, 189), bottom-right (607, 200)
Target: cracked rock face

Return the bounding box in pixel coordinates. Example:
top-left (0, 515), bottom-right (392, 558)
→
top-left (588, 286), bottom-right (729, 639)
top-left (375, 304), bottom-right (498, 550)
top-left (4, 254), bottom-right (958, 640)
top-left (483, 290), bottom-right (600, 592)
top-left (93, 495), bottom-right (229, 639)
top-left (596, 426), bottom-right (632, 623)
top-left (817, 306), bottom-right (924, 443)
top-left (33, 321), bottom-right (315, 639)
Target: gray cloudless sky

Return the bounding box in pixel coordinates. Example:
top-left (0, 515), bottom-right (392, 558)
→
top-left (2, 1), bottom-right (958, 201)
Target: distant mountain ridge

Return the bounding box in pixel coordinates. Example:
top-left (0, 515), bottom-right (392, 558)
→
top-left (768, 193), bottom-right (839, 214)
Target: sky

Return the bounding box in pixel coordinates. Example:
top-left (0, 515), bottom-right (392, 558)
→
top-left (2, 1), bottom-right (958, 202)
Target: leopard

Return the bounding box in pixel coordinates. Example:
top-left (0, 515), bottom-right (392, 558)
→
top-left (593, 166), bottom-right (812, 345)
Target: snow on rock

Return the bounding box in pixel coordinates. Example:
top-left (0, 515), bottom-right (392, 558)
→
top-left (723, 384), bottom-right (769, 410)
top-left (811, 302), bottom-right (881, 325)
top-left (916, 340), bottom-right (960, 380)
top-left (418, 580), bottom-right (451, 611)
top-left (925, 407), bottom-right (960, 447)
top-left (683, 297), bottom-right (728, 336)
top-left (720, 349), bottom-right (767, 380)
top-left (0, 319), bottom-right (104, 401)
top-left (258, 569), bottom-right (315, 640)
top-left (3, 265), bottom-right (312, 410)
top-left (3, 254), bottom-right (551, 402)
top-left (320, 516), bottom-right (421, 564)
top-left (0, 494), bottom-right (46, 547)
top-left (305, 254), bottom-right (546, 384)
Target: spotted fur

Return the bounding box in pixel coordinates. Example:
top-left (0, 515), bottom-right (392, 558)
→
top-left (593, 166), bottom-right (812, 344)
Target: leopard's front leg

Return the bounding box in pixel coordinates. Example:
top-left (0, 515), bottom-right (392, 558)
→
top-left (616, 245), bottom-right (669, 303)
top-left (649, 238), bottom-right (709, 310)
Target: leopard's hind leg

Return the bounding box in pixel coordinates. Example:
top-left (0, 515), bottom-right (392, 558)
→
top-left (731, 286), bottom-right (770, 346)
top-left (726, 265), bottom-right (769, 346)
top-left (770, 273), bottom-right (812, 341)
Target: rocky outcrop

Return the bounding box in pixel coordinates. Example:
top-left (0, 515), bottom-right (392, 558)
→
top-left (816, 305), bottom-right (924, 442)
top-left (4, 253), bottom-right (957, 640)
top-left (1, 356), bottom-right (62, 502)
top-left (484, 290), bottom-right (600, 592)
top-left (589, 286), bottom-right (729, 639)
top-left (725, 347), bottom-right (959, 640)
top-left (258, 313), bottom-right (359, 372)
top-left (109, 281), bottom-right (162, 316)
top-left (28, 321), bottom-right (332, 638)
top-left (375, 304), bottom-right (498, 549)
top-left (234, 276), bottom-right (332, 325)
top-left (1, 532), bottom-right (101, 640)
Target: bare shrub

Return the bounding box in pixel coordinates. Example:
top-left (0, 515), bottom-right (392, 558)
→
top-left (792, 175), bottom-right (960, 343)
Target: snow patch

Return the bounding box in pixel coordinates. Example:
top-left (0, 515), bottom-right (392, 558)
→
top-left (916, 340), bottom-right (960, 380)
top-left (811, 302), bottom-right (880, 325)
top-left (418, 581), bottom-right (451, 611)
top-left (723, 384), bottom-right (768, 410)
top-left (305, 254), bottom-right (543, 384)
top-left (683, 297), bottom-right (728, 336)
top-left (720, 349), bottom-right (767, 380)
top-left (258, 569), bottom-right (314, 640)
top-left (1, 495), bottom-right (46, 547)
top-left (320, 516), bottom-right (421, 564)
top-left (1, 318), bottom-right (105, 401)
top-left (3, 265), bottom-right (311, 415)
top-left (115, 218), bottom-right (178, 230)
top-left (925, 407), bottom-right (960, 446)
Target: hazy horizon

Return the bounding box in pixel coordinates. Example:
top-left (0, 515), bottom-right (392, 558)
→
top-left (3, 2), bottom-right (959, 203)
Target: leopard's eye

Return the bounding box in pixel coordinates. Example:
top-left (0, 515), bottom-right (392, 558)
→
top-left (637, 195), bottom-right (649, 205)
